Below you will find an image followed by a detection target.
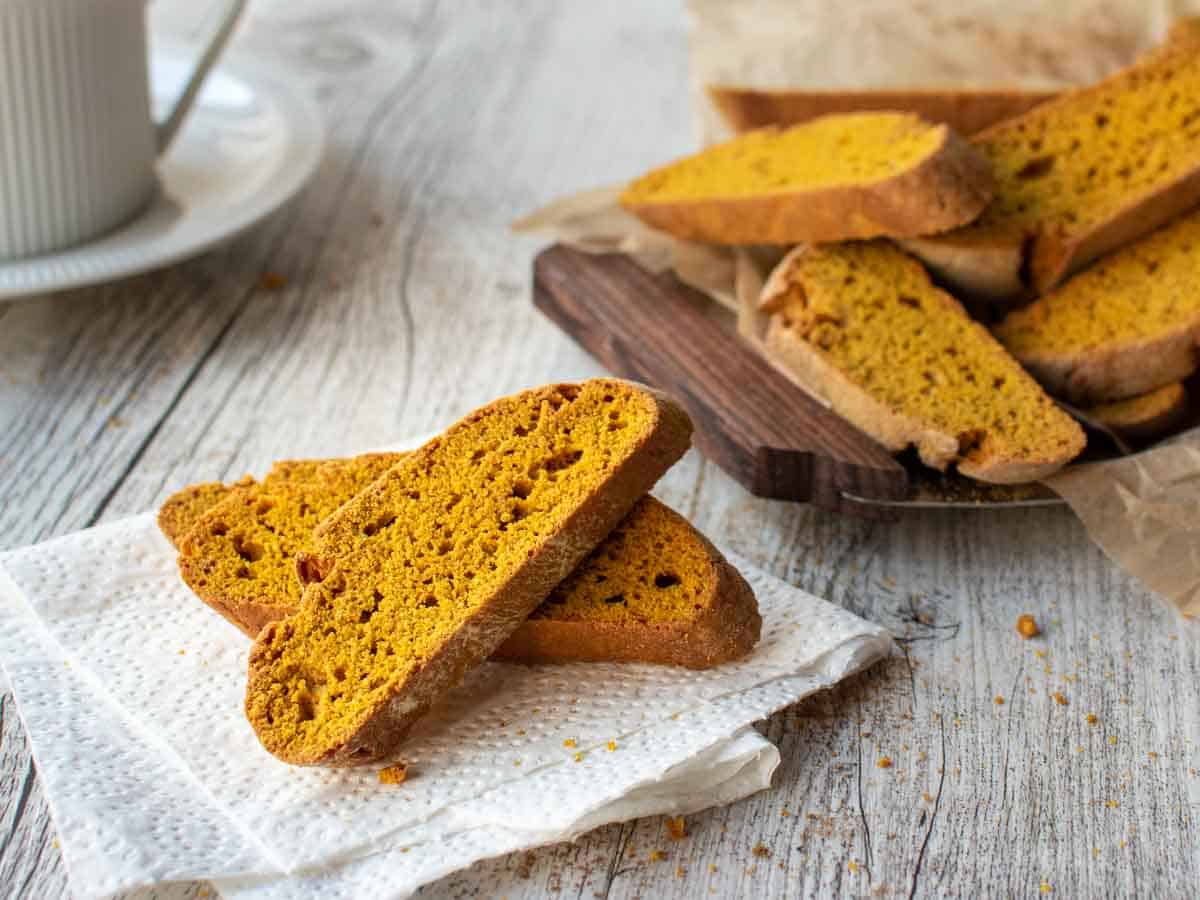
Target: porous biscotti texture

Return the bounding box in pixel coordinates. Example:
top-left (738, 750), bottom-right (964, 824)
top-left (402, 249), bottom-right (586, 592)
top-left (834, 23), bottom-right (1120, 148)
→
top-left (706, 86), bottom-right (1057, 138)
top-left (760, 242), bottom-right (1085, 483)
top-left (619, 112), bottom-right (994, 245)
top-left (170, 453), bottom-right (406, 637)
top-left (993, 208), bottom-right (1200, 404)
top-left (494, 496), bottom-right (760, 669)
top-left (245, 380), bottom-right (693, 766)
top-left (1085, 382), bottom-right (1189, 440)
top-left (158, 479), bottom-right (250, 547)
top-left (162, 467), bottom-right (759, 669)
top-left (906, 40), bottom-right (1200, 300)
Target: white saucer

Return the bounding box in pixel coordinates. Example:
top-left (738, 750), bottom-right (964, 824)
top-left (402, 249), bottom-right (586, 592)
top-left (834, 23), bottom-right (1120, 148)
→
top-left (0, 46), bottom-right (325, 301)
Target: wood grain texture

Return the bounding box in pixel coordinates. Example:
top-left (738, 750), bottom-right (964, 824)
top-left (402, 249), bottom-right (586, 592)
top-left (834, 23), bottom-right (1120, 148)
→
top-left (1, 1), bottom-right (1199, 898)
top-left (533, 245), bottom-right (907, 512)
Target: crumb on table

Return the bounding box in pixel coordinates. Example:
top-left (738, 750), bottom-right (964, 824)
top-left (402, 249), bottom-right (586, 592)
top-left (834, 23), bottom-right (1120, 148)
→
top-left (1017, 614), bottom-right (1041, 639)
top-left (665, 816), bottom-right (687, 840)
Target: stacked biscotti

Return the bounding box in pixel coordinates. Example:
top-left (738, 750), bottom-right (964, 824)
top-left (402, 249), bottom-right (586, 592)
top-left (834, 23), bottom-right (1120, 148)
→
top-left (162, 380), bottom-right (762, 766)
top-left (616, 21), bottom-right (1200, 480)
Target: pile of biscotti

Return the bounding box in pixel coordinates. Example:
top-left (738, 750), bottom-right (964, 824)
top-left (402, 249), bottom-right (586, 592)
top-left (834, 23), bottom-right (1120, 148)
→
top-left (619, 19), bottom-right (1200, 484)
top-left (161, 380), bottom-right (761, 767)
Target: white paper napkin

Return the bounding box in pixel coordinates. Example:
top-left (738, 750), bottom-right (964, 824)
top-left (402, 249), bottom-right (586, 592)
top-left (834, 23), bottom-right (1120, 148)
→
top-left (0, 496), bottom-right (892, 899)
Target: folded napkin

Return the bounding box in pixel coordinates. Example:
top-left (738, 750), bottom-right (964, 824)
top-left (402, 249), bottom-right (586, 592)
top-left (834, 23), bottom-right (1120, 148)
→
top-left (0, 458), bottom-right (892, 899)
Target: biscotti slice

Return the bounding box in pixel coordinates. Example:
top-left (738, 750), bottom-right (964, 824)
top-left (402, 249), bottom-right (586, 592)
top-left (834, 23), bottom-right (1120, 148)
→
top-left (760, 242), bottom-right (1085, 483)
top-left (905, 39), bottom-right (1200, 300)
top-left (993, 208), bottom-right (1200, 404)
top-left (1084, 382), bottom-right (1189, 441)
top-left (245, 380), bottom-right (692, 766)
top-left (619, 112), bottom-right (994, 245)
top-left (494, 497), bottom-right (760, 669)
top-left (707, 86), bottom-right (1057, 138)
top-left (174, 453), bottom-right (406, 636)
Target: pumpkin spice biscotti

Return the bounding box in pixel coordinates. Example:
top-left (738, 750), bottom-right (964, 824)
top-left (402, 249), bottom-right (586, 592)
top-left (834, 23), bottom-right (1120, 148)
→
top-left (245, 380), bottom-right (692, 766)
top-left (993, 208), bottom-right (1200, 405)
top-left (619, 112), bottom-right (994, 245)
top-left (760, 242), bottom-right (1085, 483)
top-left (905, 38), bottom-right (1200, 300)
top-left (162, 465), bottom-right (759, 669)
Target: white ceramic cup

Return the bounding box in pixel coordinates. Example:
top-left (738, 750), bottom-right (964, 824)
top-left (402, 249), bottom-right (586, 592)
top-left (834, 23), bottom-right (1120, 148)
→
top-left (0, 0), bottom-right (247, 259)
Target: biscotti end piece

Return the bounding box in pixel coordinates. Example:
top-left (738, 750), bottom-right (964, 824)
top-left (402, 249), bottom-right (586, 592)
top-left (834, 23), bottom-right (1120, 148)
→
top-left (706, 85), bottom-right (1057, 138)
top-left (494, 497), bottom-right (760, 669)
top-left (158, 479), bottom-right (247, 548)
top-left (908, 39), bottom-right (1200, 301)
top-left (246, 380), bottom-right (693, 766)
top-left (1086, 382), bottom-right (1189, 440)
top-left (619, 112), bottom-right (994, 245)
top-left (993, 208), bottom-right (1200, 405)
top-left (760, 242), bottom-right (1085, 484)
top-left (176, 453), bottom-right (406, 637)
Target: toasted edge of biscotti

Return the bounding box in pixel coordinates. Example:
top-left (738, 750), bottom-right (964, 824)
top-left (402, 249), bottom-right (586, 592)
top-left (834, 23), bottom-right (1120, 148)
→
top-left (168, 454), bottom-right (406, 637)
top-left (619, 114), bottom-right (995, 245)
top-left (493, 498), bottom-right (760, 670)
top-left (245, 380), bottom-right (694, 766)
top-left (1084, 382), bottom-right (1190, 439)
top-left (759, 245), bottom-right (1084, 484)
top-left (706, 85), bottom-right (1057, 138)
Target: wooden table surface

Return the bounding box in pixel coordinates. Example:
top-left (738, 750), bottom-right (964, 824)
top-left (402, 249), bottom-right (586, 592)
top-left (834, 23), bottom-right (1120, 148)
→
top-left (3, 1), bottom-right (1199, 897)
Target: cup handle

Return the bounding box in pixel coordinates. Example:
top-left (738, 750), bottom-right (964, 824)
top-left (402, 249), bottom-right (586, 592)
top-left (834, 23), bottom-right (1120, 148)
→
top-left (155, 0), bottom-right (249, 153)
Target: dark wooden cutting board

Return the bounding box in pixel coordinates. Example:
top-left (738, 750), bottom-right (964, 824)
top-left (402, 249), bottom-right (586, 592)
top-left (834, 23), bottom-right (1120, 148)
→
top-left (532, 243), bottom-right (912, 515)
